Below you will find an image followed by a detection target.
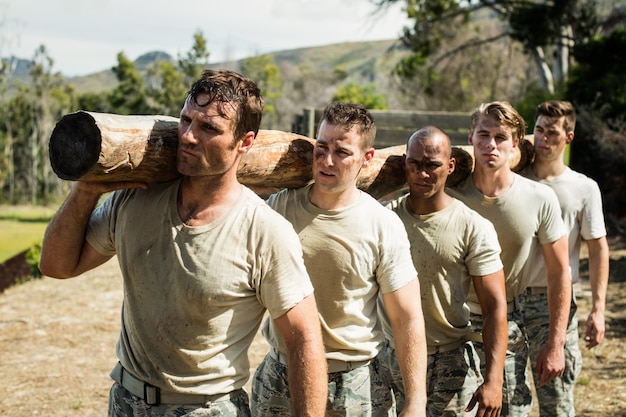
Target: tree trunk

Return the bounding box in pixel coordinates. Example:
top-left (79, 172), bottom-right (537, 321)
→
top-left (49, 111), bottom-right (532, 200)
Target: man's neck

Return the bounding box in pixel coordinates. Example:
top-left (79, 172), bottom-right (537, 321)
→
top-left (309, 184), bottom-right (360, 211)
top-left (471, 165), bottom-right (515, 197)
top-left (178, 174), bottom-right (243, 226)
top-left (531, 158), bottom-right (567, 181)
top-left (408, 192), bottom-right (453, 216)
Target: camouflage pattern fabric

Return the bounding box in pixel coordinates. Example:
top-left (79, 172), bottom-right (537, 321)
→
top-left (250, 353), bottom-right (393, 417)
top-left (378, 340), bottom-right (482, 417)
top-left (107, 383), bottom-right (250, 417)
top-left (521, 292), bottom-right (582, 417)
top-left (471, 308), bottom-right (532, 417)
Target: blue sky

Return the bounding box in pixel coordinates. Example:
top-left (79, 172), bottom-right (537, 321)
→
top-left (1, 0), bottom-right (411, 77)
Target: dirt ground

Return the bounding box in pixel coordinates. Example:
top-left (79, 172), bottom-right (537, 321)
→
top-left (1, 238), bottom-right (625, 416)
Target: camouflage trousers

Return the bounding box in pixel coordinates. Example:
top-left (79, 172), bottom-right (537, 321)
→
top-left (250, 351), bottom-right (393, 417)
top-left (107, 383), bottom-right (251, 417)
top-left (378, 339), bottom-right (482, 417)
top-left (471, 308), bottom-right (532, 417)
top-left (520, 291), bottom-right (582, 417)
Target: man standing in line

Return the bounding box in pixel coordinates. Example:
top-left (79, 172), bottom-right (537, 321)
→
top-left (39, 69), bottom-right (328, 417)
top-left (520, 100), bottom-right (609, 416)
top-left (251, 101), bottom-right (428, 417)
top-left (379, 126), bottom-right (508, 417)
top-left (447, 101), bottom-right (571, 417)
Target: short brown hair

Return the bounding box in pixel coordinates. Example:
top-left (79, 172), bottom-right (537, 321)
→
top-left (186, 69), bottom-right (264, 141)
top-left (470, 101), bottom-right (526, 141)
top-left (319, 102), bottom-right (377, 150)
top-left (535, 101), bottom-right (576, 134)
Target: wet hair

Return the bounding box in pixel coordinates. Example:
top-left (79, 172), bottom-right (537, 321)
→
top-left (535, 100), bottom-right (576, 134)
top-left (408, 125), bottom-right (452, 158)
top-left (319, 102), bottom-right (377, 150)
top-left (186, 69), bottom-right (264, 141)
top-left (470, 101), bottom-right (526, 141)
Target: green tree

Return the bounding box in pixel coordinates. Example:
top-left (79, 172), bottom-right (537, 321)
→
top-left (240, 54), bottom-right (283, 128)
top-left (566, 29), bottom-right (626, 126)
top-left (332, 82), bottom-right (388, 109)
top-left (108, 52), bottom-right (149, 114)
top-left (146, 60), bottom-right (187, 116)
top-left (376, 0), bottom-right (626, 94)
top-left (145, 30), bottom-right (210, 116)
top-left (1, 45), bottom-right (73, 204)
top-left (178, 30), bottom-right (210, 85)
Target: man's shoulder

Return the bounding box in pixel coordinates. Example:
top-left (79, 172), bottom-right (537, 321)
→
top-left (562, 166), bottom-right (599, 186)
top-left (514, 172), bottom-right (557, 197)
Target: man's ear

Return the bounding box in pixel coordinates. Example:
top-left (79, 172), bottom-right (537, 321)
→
top-left (566, 131), bottom-right (575, 144)
top-left (448, 157), bottom-right (456, 175)
top-left (361, 148), bottom-right (375, 168)
top-left (467, 131), bottom-right (473, 145)
top-left (239, 131), bottom-right (256, 154)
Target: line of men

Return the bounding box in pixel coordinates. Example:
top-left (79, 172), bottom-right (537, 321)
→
top-left (40, 69), bottom-right (608, 417)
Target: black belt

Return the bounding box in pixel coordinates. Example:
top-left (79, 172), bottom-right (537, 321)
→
top-left (110, 362), bottom-right (241, 406)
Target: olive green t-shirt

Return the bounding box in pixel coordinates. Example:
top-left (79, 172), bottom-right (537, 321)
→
top-left (382, 197), bottom-right (503, 349)
top-left (264, 185), bottom-right (417, 362)
top-left (87, 180), bottom-right (313, 395)
top-left (447, 174), bottom-right (565, 307)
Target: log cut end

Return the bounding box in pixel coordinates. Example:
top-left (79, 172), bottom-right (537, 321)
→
top-left (49, 112), bottom-right (101, 181)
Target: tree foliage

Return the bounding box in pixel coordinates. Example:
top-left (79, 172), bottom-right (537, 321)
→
top-left (566, 29), bottom-right (626, 125)
top-left (376, 0), bottom-right (626, 94)
top-left (240, 54), bottom-right (283, 128)
top-left (332, 82), bottom-right (388, 109)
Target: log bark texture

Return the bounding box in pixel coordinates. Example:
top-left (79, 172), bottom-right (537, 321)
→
top-left (49, 111), bottom-right (533, 200)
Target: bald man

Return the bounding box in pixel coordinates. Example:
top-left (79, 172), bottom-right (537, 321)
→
top-left (379, 126), bottom-right (508, 417)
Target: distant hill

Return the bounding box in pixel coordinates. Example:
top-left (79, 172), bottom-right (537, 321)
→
top-left (4, 39), bottom-right (409, 94)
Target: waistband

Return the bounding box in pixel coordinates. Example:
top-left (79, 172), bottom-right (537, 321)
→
top-left (269, 347), bottom-right (371, 373)
top-left (469, 297), bottom-right (520, 315)
top-left (523, 286), bottom-right (548, 295)
top-left (427, 339), bottom-right (465, 355)
top-left (110, 362), bottom-right (241, 406)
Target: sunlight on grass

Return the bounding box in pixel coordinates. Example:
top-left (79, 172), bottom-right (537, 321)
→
top-left (0, 206), bottom-right (56, 263)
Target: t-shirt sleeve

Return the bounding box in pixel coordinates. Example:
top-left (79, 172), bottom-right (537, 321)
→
top-left (538, 186), bottom-right (567, 244)
top-left (581, 179), bottom-right (607, 240)
top-left (253, 206), bottom-right (314, 319)
top-left (376, 210), bottom-right (418, 294)
top-left (85, 190), bottom-right (129, 256)
top-left (466, 213), bottom-right (504, 277)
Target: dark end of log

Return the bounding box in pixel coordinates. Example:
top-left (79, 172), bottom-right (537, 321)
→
top-left (365, 155), bottom-right (406, 200)
top-left (49, 112), bottom-right (101, 181)
top-left (447, 147), bottom-right (473, 187)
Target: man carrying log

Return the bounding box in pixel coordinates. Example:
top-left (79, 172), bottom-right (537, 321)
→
top-left (39, 69), bottom-right (327, 417)
top-left (250, 101), bottom-right (428, 417)
top-left (447, 101), bottom-right (571, 417)
top-left (520, 100), bottom-right (609, 417)
top-left (378, 126), bottom-right (508, 417)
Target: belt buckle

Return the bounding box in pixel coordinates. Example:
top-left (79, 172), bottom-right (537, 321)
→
top-left (144, 384), bottom-right (160, 406)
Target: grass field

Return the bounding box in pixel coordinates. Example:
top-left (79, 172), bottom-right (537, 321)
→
top-left (0, 206), bottom-right (57, 263)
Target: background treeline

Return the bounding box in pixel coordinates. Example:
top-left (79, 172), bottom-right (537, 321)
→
top-left (0, 0), bottom-right (625, 233)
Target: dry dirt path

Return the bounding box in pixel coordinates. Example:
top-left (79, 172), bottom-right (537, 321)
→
top-left (1, 242), bottom-right (625, 416)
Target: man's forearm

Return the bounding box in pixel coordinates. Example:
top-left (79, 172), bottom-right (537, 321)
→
top-left (40, 184), bottom-right (102, 278)
top-left (546, 271), bottom-right (571, 347)
top-left (587, 237), bottom-right (609, 314)
top-left (393, 317), bottom-right (427, 414)
top-left (287, 340), bottom-right (327, 416)
top-left (481, 309), bottom-right (507, 385)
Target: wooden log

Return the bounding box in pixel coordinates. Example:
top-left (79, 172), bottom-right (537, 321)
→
top-left (49, 112), bottom-right (180, 183)
top-left (48, 111), bottom-right (533, 200)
